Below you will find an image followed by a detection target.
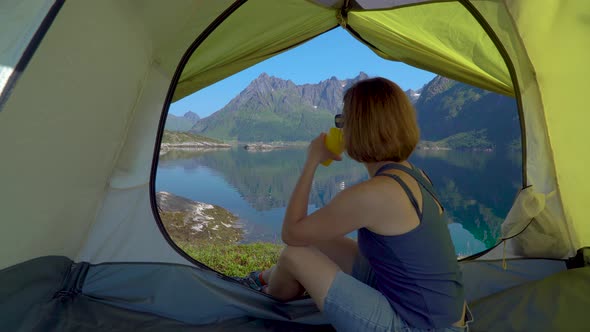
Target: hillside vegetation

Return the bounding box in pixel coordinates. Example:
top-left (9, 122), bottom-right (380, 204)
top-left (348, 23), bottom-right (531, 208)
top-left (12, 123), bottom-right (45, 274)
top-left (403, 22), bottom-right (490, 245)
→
top-left (167, 73), bottom-right (520, 151)
top-left (162, 130), bottom-right (226, 144)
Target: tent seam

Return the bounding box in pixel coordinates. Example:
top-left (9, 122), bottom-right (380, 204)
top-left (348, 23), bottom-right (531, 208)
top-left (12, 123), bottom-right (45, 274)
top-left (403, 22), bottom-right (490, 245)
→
top-left (306, 0), bottom-right (457, 11)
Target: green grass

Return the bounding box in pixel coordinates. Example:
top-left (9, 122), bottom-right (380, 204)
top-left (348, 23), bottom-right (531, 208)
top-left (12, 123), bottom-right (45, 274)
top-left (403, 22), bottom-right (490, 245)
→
top-left (179, 242), bottom-right (284, 277)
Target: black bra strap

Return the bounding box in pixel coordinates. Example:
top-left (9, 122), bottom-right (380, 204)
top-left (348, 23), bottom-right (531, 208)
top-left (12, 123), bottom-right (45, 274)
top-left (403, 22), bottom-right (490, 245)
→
top-left (375, 173), bottom-right (422, 219)
top-left (375, 163), bottom-right (444, 212)
top-left (375, 162), bottom-right (414, 176)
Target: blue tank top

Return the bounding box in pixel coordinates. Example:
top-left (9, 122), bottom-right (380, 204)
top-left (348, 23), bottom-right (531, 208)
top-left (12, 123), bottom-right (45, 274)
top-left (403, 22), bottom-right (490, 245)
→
top-left (357, 163), bottom-right (464, 329)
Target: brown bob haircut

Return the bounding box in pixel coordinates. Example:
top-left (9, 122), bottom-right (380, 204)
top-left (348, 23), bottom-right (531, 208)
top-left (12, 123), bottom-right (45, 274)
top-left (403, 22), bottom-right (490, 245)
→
top-left (342, 77), bottom-right (419, 163)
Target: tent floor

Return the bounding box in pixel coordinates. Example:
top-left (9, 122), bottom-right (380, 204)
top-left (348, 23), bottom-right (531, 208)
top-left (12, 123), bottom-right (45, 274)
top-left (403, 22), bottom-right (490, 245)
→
top-left (2, 256), bottom-right (588, 331)
top-left (14, 296), bottom-right (335, 332)
top-left (470, 265), bottom-right (589, 332)
top-left (0, 256), bottom-right (334, 331)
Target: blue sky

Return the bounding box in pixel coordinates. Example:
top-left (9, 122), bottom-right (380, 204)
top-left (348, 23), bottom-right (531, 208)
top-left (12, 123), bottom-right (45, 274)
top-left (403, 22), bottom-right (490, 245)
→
top-left (170, 28), bottom-right (436, 117)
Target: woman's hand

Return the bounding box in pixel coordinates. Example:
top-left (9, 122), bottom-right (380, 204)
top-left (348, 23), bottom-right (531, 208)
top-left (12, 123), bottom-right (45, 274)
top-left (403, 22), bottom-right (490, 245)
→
top-left (306, 133), bottom-right (342, 166)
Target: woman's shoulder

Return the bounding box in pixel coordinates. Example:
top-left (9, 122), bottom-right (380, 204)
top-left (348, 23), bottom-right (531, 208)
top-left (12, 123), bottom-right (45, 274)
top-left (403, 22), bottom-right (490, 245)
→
top-left (350, 177), bottom-right (413, 210)
top-left (366, 170), bottom-right (417, 194)
top-left (358, 177), bottom-right (423, 235)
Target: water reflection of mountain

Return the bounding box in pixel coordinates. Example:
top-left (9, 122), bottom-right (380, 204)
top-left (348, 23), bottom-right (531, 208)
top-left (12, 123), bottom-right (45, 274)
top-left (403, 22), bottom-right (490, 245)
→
top-left (157, 148), bottom-right (521, 248)
top-left (411, 150), bottom-right (521, 247)
top-left (158, 148), bottom-right (368, 211)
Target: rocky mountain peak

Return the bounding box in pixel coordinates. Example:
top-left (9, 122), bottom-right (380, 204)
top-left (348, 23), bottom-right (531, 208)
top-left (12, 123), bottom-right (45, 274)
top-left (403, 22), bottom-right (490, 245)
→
top-left (405, 89), bottom-right (421, 103)
top-left (183, 111), bottom-right (200, 121)
top-left (246, 72), bottom-right (295, 95)
top-left (419, 75), bottom-right (455, 102)
top-left (340, 71), bottom-right (370, 90)
top-left (357, 71), bottom-right (369, 81)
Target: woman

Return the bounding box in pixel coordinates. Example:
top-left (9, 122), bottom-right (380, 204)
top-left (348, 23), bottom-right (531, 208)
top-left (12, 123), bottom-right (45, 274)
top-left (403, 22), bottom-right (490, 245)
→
top-left (241, 77), bottom-right (471, 331)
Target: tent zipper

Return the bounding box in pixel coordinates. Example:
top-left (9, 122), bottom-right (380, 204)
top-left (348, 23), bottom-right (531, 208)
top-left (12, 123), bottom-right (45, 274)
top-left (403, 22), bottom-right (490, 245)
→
top-left (53, 261), bottom-right (90, 302)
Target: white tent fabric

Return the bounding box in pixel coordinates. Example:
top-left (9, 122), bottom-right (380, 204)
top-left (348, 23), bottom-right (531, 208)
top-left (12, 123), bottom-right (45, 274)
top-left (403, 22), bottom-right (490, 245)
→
top-left (1, 0), bottom-right (154, 268)
top-left (501, 187), bottom-right (569, 258)
top-left (0, 0), bottom-right (233, 268)
top-left (0, 0), bottom-right (585, 269)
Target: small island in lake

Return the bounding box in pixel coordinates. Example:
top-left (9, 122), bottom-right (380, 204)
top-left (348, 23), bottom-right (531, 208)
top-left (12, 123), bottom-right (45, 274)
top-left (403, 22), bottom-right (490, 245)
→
top-left (243, 143), bottom-right (288, 152)
top-left (156, 191), bottom-right (243, 245)
top-left (160, 130), bottom-right (231, 156)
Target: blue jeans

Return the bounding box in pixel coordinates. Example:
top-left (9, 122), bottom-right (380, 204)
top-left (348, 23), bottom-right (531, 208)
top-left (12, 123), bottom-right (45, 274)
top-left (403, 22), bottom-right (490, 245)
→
top-left (322, 255), bottom-right (473, 332)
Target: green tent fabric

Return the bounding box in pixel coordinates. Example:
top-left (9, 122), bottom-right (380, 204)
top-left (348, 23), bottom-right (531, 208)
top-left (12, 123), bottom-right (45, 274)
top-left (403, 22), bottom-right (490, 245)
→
top-left (0, 0), bottom-right (588, 331)
top-left (347, 4), bottom-right (513, 96)
top-left (172, 0), bottom-right (513, 100)
top-left (172, 0), bottom-right (337, 101)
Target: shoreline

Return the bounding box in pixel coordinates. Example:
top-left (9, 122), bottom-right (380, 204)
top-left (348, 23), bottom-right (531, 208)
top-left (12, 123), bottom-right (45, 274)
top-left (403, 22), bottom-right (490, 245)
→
top-left (160, 142), bottom-right (231, 156)
top-left (416, 146), bottom-right (495, 152)
top-left (160, 138), bottom-right (518, 154)
top-left (156, 191), bottom-right (243, 245)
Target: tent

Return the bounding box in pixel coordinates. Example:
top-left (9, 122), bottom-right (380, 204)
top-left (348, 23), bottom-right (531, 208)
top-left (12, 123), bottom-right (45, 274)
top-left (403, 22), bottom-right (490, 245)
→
top-left (1, 0), bottom-right (588, 330)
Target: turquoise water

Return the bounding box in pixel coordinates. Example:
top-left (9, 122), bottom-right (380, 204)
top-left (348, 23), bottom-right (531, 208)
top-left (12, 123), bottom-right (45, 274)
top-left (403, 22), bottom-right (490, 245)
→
top-left (155, 147), bottom-right (522, 257)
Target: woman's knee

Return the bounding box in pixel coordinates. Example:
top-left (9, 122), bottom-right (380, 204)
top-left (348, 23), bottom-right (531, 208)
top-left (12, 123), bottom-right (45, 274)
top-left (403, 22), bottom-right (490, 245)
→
top-left (278, 246), bottom-right (314, 272)
top-left (313, 237), bottom-right (358, 274)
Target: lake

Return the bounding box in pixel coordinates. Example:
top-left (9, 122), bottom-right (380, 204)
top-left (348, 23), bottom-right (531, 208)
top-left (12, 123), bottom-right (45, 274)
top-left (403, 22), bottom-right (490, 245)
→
top-left (155, 147), bottom-right (522, 257)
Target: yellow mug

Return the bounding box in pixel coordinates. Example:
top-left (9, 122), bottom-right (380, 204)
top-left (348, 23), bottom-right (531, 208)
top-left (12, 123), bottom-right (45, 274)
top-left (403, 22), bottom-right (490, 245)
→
top-left (321, 127), bottom-right (344, 166)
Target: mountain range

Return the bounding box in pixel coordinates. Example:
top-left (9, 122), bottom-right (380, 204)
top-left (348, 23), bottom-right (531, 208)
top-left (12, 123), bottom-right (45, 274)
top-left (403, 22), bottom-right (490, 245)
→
top-left (165, 111), bottom-right (200, 131)
top-left (415, 76), bottom-right (520, 150)
top-left (184, 72), bottom-right (370, 142)
top-left (166, 72), bottom-right (520, 150)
